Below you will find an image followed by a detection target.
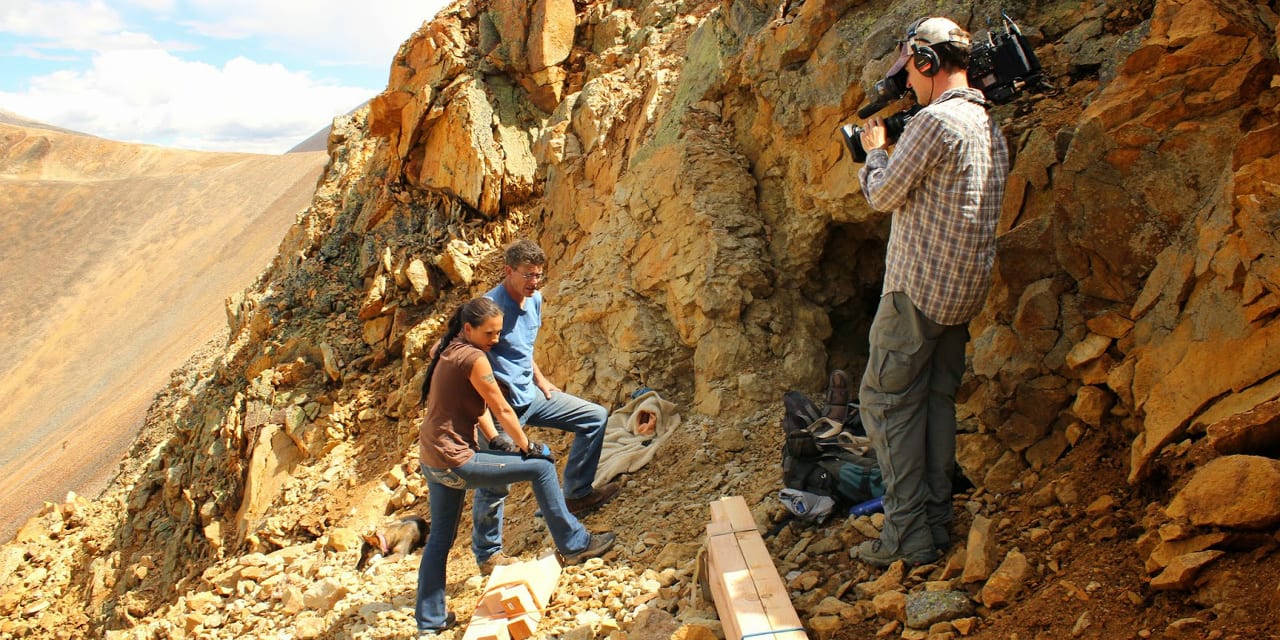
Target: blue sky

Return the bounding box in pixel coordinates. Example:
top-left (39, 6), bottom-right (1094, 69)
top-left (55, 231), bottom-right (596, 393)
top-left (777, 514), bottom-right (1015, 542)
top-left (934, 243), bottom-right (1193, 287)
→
top-left (0, 0), bottom-right (451, 153)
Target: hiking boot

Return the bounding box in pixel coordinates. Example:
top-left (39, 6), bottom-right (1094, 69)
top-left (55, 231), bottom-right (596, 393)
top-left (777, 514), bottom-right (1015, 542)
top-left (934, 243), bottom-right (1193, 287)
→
top-left (561, 532), bottom-right (617, 565)
top-left (417, 611), bottom-right (457, 636)
top-left (478, 552), bottom-right (518, 575)
top-left (565, 482), bottom-right (620, 516)
top-left (855, 539), bottom-right (937, 569)
top-left (824, 369), bottom-right (851, 423)
top-left (932, 525), bottom-right (950, 550)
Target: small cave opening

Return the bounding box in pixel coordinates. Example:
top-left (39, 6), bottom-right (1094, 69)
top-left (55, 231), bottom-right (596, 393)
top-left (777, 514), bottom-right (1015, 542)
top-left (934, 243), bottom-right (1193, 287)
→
top-left (810, 221), bottom-right (888, 383)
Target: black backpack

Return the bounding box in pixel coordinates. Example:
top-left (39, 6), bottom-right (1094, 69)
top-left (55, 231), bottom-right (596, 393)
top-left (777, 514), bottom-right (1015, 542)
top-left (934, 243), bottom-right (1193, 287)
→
top-left (780, 390), bottom-right (885, 508)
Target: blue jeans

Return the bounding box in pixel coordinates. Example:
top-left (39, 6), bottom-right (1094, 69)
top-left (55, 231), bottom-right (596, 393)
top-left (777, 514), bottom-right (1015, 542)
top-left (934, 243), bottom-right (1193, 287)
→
top-left (471, 391), bottom-right (607, 561)
top-left (414, 452), bottom-right (590, 631)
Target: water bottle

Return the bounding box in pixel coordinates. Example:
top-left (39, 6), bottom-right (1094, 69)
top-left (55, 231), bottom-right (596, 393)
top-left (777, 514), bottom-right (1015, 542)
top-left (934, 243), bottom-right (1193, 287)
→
top-left (848, 495), bottom-right (884, 516)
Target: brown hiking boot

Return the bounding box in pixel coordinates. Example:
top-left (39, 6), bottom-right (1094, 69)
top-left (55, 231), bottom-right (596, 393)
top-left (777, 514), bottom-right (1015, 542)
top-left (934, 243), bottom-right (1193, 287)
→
top-left (824, 369), bottom-right (851, 423)
top-left (854, 539), bottom-right (938, 569)
top-left (561, 532), bottom-right (617, 565)
top-left (565, 482), bottom-right (620, 516)
top-left (478, 552), bottom-right (517, 575)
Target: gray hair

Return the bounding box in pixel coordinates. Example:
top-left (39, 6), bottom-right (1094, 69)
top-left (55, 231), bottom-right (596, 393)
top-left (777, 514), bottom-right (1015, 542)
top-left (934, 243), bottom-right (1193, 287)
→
top-left (504, 239), bottom-right (546, 267)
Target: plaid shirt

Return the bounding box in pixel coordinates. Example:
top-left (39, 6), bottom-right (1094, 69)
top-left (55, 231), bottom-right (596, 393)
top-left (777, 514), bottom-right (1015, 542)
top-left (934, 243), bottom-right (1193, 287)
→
top-left (859, 88), bottom-right (1009, 325)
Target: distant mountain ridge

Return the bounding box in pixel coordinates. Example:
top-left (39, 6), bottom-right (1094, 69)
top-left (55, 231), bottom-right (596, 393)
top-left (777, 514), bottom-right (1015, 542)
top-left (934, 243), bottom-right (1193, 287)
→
top-left (287, 124), bottom-right (332, 153)
top-left (1, 107), bottom-right (346, 155)
top-left (0, 109), bottom-right (88, 136)
top-left (0, 117), bottom-right (327, 541)
top-left (287, 101), bottom-right (367, 153)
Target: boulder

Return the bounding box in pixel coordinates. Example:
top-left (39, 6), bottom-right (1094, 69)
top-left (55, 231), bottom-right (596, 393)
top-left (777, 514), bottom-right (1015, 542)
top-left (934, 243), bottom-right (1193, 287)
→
top-left (1065, 333), bottom-right (1111, 370)
top-left (871, 590), bottom-right (905, 622)
top-left (905, 590), bottom-right (973, 630)
top-left (411, 79), bottom-right (508, 216)
top-left (961, 516), bottom-right (997, 584)
top-left (1150, 551), bottom-right (1224, 591)
top-left (1025, 429), bottom-right (1069, 471)
top-left (1205, 399), bottom-right (1280, 456)
top-left (1012, 279), bottom-right (1061, 354)
top-left (956, 433), bottom-right (1003, 489)
top-left (1085, 311), bottom-right (1135, 338)
top-left (1166, 456), bottom-right (1280, 529)
top-left (979, 549), bottom-right (1030, 608)
top-left (527, 0), bottom-right (575, 71)
top-left (404, 258), bottom-right (438, 304)
top-left (302, 578), bottom-right (349, 609)
top-left (1145, 533), bottom-right (1227, 574)
top-left (1072, 385), bottom-right (1114, 428)
top-left (436, 238), bottom-right (476, 286)
top-left (234, 425), bottom-right (304, 542)
top-left (855, 561), bottom-right (905, 599)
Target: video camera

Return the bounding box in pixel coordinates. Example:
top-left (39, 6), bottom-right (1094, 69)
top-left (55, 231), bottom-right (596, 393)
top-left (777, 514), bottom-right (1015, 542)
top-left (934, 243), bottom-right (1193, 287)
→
top-left (841, 12), bottom-right (1049, 163)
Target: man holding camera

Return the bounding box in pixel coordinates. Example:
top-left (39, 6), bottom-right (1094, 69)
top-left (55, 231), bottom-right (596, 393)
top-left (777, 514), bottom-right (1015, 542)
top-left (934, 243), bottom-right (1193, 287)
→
top-left (853, 16), bottom-right (1009, 567)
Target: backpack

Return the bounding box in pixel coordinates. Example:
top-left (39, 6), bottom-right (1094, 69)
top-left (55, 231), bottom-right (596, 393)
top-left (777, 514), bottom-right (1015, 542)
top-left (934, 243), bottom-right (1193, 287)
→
top-left (780, 390), bottom-right (885, 508)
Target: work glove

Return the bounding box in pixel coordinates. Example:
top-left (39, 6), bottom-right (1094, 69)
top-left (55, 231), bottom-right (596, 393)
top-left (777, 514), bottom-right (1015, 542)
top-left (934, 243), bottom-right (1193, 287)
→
top-left (489, 433), bottom-right (520, 453)
top-left (522, 441), bottom-right (556, 463)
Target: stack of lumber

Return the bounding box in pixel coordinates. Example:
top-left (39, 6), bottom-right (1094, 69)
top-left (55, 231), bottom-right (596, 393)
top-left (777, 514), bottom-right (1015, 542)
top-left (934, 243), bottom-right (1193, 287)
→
top-left (705, 496), bottom-right (808, 640)
top-left (461, 551), bottom-right (561, 640)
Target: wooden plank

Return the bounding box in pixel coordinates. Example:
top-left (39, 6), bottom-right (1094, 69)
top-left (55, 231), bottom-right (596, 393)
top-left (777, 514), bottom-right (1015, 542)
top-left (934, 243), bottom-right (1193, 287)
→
top-left (488, 551), bottom-right (560, 610)
top-left (477, 584), bottom-right (538, 617)
top-left (705, 496), bottom-right (809, 640)
top-left (706, 529), bottom-right (751, 640)
top-left (707, 519), bottom-right (736, 537)
top-left (478, 587), bottom-right (508, 618)
top-left (461, 618), bottom-right (508, 640)
top-left (499, 586), bottom-right (540, 617)
top-left (708, 525), bottom-right (767, 639)
top-left (714, 495), bottom-right (758, 533)
top-left (708, 495), bottom-right (766, 640)
top-left (463, 552), bottom-right (561, 640)
top-left (506, 613), bottom-right (540, 640)
top-left (737, 531), bottom-right (807, 639)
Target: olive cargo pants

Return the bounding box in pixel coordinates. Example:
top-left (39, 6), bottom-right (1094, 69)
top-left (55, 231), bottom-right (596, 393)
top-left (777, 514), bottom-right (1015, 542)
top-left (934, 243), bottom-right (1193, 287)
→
top-left (859, 291), bottom-right (968, 555)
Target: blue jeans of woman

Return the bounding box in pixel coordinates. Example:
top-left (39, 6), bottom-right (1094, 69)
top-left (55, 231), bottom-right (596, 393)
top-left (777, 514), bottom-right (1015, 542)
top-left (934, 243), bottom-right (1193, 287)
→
top-left (414, 450), bottom-right (591, 631)
top-left (471, 390), bottom-right (607, 562)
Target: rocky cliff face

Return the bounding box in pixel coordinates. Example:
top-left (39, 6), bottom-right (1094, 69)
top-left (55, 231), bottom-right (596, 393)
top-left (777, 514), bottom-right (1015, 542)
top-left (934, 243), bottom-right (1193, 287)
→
top-left (2, 0), bottom-right (1279, 638)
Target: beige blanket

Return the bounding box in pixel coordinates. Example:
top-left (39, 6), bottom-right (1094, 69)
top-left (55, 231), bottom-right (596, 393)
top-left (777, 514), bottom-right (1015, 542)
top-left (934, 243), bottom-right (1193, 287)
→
top-left (592, 390), bottom-right (680, 487)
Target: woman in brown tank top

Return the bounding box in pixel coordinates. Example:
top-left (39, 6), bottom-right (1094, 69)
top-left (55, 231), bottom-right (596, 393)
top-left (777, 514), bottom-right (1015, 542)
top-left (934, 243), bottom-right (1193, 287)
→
top-left (414, 297), bottom-right (616, 633)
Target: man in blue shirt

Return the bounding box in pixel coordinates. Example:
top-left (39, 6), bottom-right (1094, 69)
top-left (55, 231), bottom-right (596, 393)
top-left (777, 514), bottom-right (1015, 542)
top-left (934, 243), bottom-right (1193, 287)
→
top-left (471, 239), bottom-right (619, 569)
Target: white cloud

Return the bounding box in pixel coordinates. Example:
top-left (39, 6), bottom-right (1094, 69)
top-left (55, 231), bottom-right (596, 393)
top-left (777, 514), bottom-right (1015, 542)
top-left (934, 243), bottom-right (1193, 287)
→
top-left (2, 0), bottom-right (446, 59)
top-left (2, 48), bottom-right (372, 153)
top-left (124, 0), bottom-right (175, 10)
top-left (0, 1), bottom-right (121, 40)
top-left (182, 0), bottom-right (448, 66)
top-left (0, 0), bottom-right (451, 152)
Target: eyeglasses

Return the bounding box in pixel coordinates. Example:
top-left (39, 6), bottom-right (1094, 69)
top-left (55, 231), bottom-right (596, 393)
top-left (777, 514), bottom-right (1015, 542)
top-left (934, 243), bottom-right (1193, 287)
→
top-left (514, 270), bottom-right (547, 284)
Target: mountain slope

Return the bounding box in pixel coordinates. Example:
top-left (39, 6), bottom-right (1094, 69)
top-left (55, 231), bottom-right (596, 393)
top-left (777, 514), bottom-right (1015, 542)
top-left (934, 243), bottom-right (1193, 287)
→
top-left (1, 0), bottom-right (1279, 638)
top-left (0, 122), bottom-right (327, 541)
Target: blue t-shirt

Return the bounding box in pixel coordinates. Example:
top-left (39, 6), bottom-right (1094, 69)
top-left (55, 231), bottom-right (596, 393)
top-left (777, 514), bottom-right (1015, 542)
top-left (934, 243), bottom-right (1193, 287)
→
top-left (484, 284), bottom-right (543, 409)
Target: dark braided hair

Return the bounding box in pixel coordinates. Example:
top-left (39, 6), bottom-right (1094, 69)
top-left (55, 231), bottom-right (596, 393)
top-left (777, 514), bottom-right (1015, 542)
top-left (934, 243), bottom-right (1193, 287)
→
top-left (421, 297), bottom-right (503, 400)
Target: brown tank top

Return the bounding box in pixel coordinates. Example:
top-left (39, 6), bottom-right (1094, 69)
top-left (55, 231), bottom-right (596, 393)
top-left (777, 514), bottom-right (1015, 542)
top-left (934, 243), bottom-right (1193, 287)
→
top-left (419, 339), bottom-right (485, 469)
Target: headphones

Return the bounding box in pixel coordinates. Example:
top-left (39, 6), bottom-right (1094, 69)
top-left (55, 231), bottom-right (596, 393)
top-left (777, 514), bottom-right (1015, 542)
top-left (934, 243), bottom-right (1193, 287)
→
top-left (904, 18), bottom-right (967, 78)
